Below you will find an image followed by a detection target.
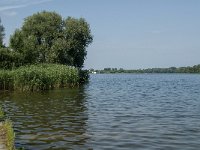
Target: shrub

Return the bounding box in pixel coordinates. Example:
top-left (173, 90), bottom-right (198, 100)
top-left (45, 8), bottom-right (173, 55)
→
top-left (79, 69), bottom-right (90, 84)
top-left (0, 48), bottom-right (23, 70)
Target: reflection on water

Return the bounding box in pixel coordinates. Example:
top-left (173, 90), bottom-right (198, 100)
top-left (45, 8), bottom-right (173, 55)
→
top-left (1, 74), bottom-right (200, 150)
top-left (0, 88), bottom-right (90, 150)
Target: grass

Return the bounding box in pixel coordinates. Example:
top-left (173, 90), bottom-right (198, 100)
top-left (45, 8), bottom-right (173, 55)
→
top-left (1, 120), bottom-right (15, 150)
top-left (0, 63), bottom-right (81, 91)
top-left (0, 107), bottom-right (4, 118)
top-left (0, 106), bottom-right (15, 150)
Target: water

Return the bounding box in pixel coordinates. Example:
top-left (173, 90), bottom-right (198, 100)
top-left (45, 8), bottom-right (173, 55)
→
top-left (1, 74), bottom-right (200, 150)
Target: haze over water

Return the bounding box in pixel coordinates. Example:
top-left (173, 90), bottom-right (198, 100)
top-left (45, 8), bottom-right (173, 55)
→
top-left (1, 74), bottom-right (200, 150)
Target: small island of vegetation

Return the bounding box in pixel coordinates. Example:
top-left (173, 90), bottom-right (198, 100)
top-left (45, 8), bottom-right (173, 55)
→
top-left (0, 11), bottom-right (93, 91)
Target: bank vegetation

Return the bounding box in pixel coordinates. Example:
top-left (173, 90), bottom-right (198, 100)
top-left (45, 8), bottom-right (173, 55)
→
top-left (0, 11), bottom-right (93, 91)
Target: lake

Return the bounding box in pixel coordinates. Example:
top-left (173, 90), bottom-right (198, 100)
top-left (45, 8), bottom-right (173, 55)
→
top-left (1, 74), bottom-right (200, 150)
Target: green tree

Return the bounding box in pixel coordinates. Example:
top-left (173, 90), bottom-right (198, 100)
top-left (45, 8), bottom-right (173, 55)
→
top-left (10, 11), bottom-right (63, 63)
top-left (0, 18), bottom-right (5, 48)
top-left (10, 11), bottom-right (93, 68)
top-left (63, 17), bottom-right (93, 68)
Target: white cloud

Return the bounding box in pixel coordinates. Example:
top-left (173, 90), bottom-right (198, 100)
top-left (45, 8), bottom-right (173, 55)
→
top-left (0, 4), bottom-right (27, 12)
top-left (0, 0), bottom-right (52, 12)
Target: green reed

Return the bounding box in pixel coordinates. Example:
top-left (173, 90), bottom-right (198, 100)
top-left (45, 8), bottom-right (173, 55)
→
top-left (0, 106), bottom-right (4, 118)
top-left (0, 70), bottom-right (14, 90)
top-left (1, 120), bottom-right (15, 150)
top-left (0, 64), bottom-right (80, 91)
top-left (0, 106), bottom-right (15, 150)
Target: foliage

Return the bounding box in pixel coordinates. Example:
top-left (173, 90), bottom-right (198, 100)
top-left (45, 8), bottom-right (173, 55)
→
top-left (10, 11), bottom-right (93, 68)
top-left (14, 64), bottom-right (79, 91)
top-left (79, 70), bottom-right (90, 83)
top-left (63, 17), bottom-right (93, 68)
top-left (0, 70), bottom-right (14, 90)
top-left (0, 64), bottom-right (80, 91)
top-left (0, 12), bottom-right (91, 92)
top-left (2, 120), bottom-right (15, 150)
top-left (0, 106), bottom-right (4, 118)
top-left (0, 18), bottom-right (5, 48)
top-left (0, 106), bottom-right (15, 150)
top-left (0, 48), bottom-right (23, 69)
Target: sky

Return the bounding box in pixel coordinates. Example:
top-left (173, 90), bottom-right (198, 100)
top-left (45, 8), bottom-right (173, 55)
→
top-left (0, 0), bottom-right (200, 69)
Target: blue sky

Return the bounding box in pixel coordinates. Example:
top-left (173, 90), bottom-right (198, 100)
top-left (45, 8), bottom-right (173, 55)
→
top-left (0, 0), bottom-right (200, 69)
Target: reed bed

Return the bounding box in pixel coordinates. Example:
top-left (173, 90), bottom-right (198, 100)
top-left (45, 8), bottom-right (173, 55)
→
top-left (0, 70), bottom-right (14, 90)
top-left (0, 64), bottom-right (80, 91)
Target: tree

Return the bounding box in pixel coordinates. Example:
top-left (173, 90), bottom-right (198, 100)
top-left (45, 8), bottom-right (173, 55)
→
top-left (10, 11), bottom-right (93, 68)
top-left (63, 17), bottom-right (93, 68)
top-left (0, 18), bottom-right (5, 48)
top-left (10, 11), bottom-right (63, 63)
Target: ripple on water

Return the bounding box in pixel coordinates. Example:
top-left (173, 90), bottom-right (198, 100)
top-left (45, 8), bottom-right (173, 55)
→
top-left (1, 74), bottom-right (200, 150)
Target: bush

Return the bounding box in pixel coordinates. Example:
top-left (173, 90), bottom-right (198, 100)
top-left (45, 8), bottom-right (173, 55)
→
top-left (79, 69), bottom-right (90, 84)
top-left (0, 48), bottom-right (23, 69)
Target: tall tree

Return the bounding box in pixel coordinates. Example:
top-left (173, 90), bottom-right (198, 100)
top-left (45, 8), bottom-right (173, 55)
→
top-left (0, 18), bottom-right (5, 47)
top-left (10, 11), bottom-right (63, 63)
top-left (10, 11), bottom-right (93, 68)
top-left (63, 17), bottom-right (93, 68)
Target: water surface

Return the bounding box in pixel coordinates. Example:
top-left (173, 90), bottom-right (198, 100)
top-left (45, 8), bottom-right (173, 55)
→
top-left (1, 74), bottom-right (200, 150)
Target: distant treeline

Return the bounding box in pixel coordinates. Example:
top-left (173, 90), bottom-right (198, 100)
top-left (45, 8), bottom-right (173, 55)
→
top-left (90, 65), bottom-right (200, 74)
